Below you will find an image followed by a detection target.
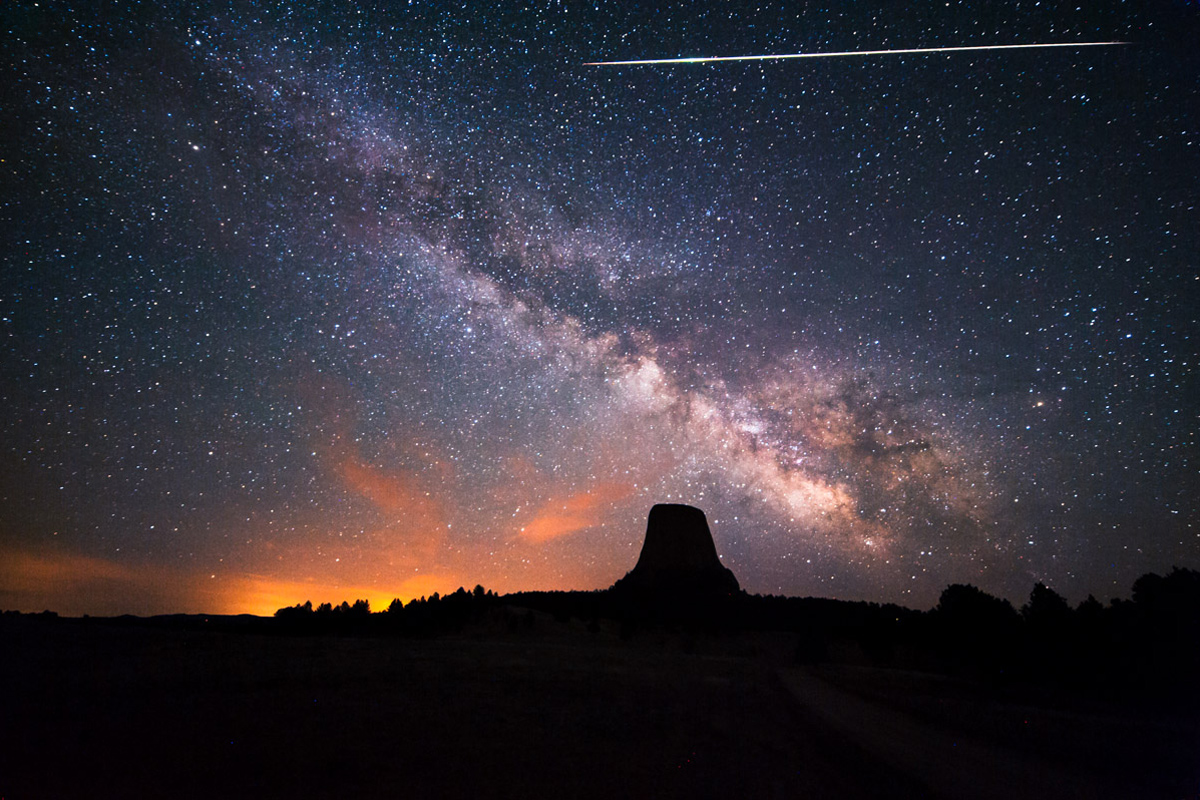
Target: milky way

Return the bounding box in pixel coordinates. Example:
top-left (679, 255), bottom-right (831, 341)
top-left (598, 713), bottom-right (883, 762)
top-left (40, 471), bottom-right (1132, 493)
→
top-left (2, 2), bottom-right (1197, 615)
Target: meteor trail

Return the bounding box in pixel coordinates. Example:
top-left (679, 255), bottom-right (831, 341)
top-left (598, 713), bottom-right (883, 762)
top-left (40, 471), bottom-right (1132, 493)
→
top-left (584, 41), bottom-right (1127, 66)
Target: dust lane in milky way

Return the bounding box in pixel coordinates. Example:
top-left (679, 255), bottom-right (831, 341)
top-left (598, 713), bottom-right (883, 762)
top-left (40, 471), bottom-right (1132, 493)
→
top-left (1, 2), bottom-right (1196, 615)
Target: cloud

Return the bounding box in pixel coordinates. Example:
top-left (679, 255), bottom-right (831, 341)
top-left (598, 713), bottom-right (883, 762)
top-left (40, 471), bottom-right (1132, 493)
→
top-left (518, 481), bottom-right (636, 543)
top-left (337, 454), bottom-right (449, 561)
top-left (0, 547), bottom-right (218, 616)
top-left (340, 457), bottom-right (444, 524)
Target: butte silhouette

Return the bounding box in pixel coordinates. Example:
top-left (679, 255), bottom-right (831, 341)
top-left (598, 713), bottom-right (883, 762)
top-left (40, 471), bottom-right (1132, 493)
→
top-left (610, 504), bottom-right (741, 612)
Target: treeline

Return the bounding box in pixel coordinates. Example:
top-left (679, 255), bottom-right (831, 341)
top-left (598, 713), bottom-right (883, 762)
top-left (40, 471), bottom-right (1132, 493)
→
top-left (745, 567), bottom-right (1200, 701)
top-left (274, 584), bottom-right (501, 634)
top-left (267, 567), bottom-right (1200, 701)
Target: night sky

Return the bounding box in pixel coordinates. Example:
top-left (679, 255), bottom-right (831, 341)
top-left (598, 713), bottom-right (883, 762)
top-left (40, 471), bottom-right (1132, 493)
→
top-left (2, 2), bottom-right (1196, 616)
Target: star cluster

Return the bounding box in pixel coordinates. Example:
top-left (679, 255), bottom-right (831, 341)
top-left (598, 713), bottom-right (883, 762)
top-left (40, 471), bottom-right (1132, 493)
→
top-left (2, 1), bottom-right (1196, 615)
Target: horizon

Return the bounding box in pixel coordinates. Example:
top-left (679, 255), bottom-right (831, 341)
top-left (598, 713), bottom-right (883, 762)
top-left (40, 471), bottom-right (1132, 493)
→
top-left (2, 3), bottom-right (1197, 618)
top-left (0, 566), bottom-right (1171, 621)
top-left (1, 510), bottom-right (1187, 618)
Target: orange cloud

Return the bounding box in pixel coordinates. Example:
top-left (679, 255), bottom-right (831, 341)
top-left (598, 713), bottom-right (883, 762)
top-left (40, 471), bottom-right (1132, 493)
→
top-left (0, 547), bottom-right (213, 617)
top-left (293, 375), bottom-right (452, 560)
top-left (341, 458), bottom-right (443, 522)
top-left (338, 455), bottom-right (448, 559)
top-left (518, 481), bottom-right (635, 543)
top-left (0, 548), bottom-right (136, 589)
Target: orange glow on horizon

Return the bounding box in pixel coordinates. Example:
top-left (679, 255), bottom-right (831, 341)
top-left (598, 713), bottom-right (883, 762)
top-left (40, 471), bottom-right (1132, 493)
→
top-left (0, 545), bottom-right (468, 617)
top-left (216, 572), bottom-right (466, 617)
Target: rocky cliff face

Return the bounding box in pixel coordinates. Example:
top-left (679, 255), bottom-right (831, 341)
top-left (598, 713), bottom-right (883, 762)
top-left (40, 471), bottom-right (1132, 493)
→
top-left (612, 504), bottom-right (740, 598)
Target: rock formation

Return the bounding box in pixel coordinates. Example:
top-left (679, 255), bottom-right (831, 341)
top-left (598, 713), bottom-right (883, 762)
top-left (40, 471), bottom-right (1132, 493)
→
top-left (611, 504), bottom-right (740, 599)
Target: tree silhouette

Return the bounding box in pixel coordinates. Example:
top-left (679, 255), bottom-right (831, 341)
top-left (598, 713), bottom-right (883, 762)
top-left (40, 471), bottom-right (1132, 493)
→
top-left (1129, 568), bottom-right (1200, 686)
top-left (935, 583), bottom-right (1020, 626)
top-left (1022, 582), bottom-right (1072, 628)
top-left (274, 600), bottom-right (314, 621)
top-left (932, 584), bottom-right (1021, 673)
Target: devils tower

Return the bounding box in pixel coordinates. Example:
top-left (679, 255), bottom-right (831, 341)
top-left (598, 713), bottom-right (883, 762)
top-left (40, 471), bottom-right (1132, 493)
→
top-left (611, 504), bottom-right (740, 599)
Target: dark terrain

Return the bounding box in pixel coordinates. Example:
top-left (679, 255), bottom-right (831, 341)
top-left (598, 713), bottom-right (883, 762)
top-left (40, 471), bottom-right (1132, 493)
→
top-left (1, 608), bottom-right (1196, 800)
top-left (1, 615), bottom-right (917, 799)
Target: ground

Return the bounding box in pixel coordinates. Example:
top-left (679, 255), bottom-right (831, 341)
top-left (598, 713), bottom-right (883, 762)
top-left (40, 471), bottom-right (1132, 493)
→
top-left (1, 615), bottom-right (1195, 799)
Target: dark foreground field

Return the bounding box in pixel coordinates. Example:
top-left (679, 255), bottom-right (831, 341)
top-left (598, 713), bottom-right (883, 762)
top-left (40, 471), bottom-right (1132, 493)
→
top-left (2, 614), bottom-right (1196, 799)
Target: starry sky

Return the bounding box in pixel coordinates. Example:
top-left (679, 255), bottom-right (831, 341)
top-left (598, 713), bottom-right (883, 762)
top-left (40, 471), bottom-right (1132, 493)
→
top-left (2, 1), bottom-right (1197, 616)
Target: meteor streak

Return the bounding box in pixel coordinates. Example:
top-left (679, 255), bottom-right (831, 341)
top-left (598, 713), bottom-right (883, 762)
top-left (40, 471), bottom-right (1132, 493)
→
top-left (584, 41), bottom-right (1127, 67)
